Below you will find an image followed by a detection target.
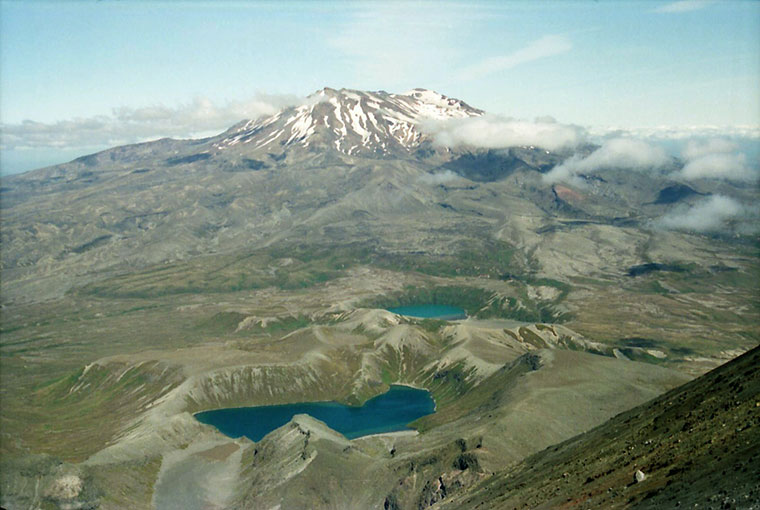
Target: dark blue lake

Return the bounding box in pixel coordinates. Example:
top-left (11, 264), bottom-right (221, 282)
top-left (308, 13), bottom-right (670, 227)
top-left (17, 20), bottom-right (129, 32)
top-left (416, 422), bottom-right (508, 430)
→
top-left (387, 304), bottom-right (467, 320)
top-left (194, 385), bottom-right (435, 441)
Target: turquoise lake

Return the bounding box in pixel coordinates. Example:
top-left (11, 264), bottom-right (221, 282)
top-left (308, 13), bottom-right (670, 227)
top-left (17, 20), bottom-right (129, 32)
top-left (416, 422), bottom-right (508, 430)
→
top-left (387, 304), bottom-right (467, 320)
top-left (194, 385), bottom-right (436, 441)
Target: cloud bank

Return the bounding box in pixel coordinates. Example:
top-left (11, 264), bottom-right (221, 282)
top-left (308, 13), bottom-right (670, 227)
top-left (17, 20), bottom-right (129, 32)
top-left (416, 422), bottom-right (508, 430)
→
top-left (681, 138), bottom-right (738, 159)
top-left (1, 94), bottom-right (301, 151)
top-left (589, 125), bottom-right (760, 142)
top-left (656, 195), bottom-right (755, 233)
top-left (543, 138), bottom-right (670, 185)
top-left (679, 152), bottom-right (754, 181)
top-left (422, 115), bottom-right (586, 153)
top-left (675, 138), bottom-right (757, 182)
top-left (542, 129), bottom-right (758, 185)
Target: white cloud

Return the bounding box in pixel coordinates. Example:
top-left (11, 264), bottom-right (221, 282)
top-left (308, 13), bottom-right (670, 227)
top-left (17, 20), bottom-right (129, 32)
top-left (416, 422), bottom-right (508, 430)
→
top-left (543, 138), bottom-right (669, 184)
top-left (578, 138), bottom-right (669, 169)
top-left (656, 195), bottom-right (751, 233)
top-left (585, 128), bottom-right (760, 181)
top-left (417, 170), bottom-right (460, 186)
top-left (655, 0), bottom-right (713, 13)
top-left (587, 125), bottom-right (760, 141)
top-left (672, 137), bottom-right (758, 182)
top-left (460, 35), bottom-right (572, 80)
top-left (681, 138), bottom-right (738, 159)
top-left (679, 152), bottom-right (756, 182)
top-left (541, 162), bottom-right (587, 188)
top-left (422, 115), bottom-right (587, 152)
top-left (0, 94), bottom-right (301, 151)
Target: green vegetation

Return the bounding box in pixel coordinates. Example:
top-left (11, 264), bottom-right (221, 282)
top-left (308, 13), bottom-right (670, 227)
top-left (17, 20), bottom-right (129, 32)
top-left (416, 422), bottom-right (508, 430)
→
top-left (372, 240), bottom-right (516, 278)
top-left (197, 311), bottom-right (249, 334)
top-left (75, 239), bottom-right (513, 299)
top-left (417, 319), bottom-right (447, 333)
top-left (270, 239), bottom-right (518, 279)
top-left (414, 353), bottom-right (539, 431)
top-left (14, 361), bottom-right (183, 462)
top-left (90, 456), bottom-right (162, 509)
top-left (73, 241), bottom-right (574, 327)
top-left (195, 311), bottom-right (314, 336)
top-left (76, 249), bottom-right (348, 298)
top-left (423, 360), bottom-right (479, 409)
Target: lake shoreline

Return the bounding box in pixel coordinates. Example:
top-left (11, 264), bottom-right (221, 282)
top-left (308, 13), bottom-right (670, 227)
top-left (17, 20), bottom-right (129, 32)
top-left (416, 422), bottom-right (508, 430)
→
top-left (353, 429), bottom-right (418, 441)
top-left (387, 304), bottom-right (467, 320)
top-left (194, 384), bottom-right (436, 442)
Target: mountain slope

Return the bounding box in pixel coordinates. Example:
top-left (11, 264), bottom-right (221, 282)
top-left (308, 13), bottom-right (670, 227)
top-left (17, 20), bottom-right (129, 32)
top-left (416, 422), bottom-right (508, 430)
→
top-left (436, 345), bottom-right (760, 509)
top-left (214, 87), bottom-right (482, 157)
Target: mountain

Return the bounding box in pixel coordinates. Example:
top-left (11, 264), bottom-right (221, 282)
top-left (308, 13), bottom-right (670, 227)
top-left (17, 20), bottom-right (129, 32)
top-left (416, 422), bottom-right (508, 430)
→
top-left (0, 88), bottom-right (757, 509)
top-left (215, 87), bottom-right (483, 157)
top-left (0, 88), bottom-right (562, 305)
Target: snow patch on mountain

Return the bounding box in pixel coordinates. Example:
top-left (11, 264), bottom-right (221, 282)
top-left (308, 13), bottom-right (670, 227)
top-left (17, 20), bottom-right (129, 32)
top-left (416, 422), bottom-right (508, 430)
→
top-left (214, 88), bottom-right (483, 156)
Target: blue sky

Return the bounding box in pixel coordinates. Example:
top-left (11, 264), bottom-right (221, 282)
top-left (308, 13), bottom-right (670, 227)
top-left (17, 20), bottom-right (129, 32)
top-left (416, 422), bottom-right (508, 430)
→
top-left (1, 0), bottom-right (759, 175)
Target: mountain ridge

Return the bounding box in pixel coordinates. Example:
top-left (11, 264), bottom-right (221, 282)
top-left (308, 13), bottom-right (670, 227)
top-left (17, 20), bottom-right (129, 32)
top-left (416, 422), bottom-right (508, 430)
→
top-left (212, 87), bottom-right (483, 157)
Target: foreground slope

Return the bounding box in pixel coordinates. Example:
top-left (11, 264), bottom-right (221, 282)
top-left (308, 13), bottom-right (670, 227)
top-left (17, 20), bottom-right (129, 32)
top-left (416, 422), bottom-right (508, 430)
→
top-left (438, 345), bottom-right (760, 509)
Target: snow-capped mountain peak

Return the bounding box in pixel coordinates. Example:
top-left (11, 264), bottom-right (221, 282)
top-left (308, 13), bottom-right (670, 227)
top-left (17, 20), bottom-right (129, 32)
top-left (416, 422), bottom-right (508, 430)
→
top-left (214, 87), bottom-right (483, 156)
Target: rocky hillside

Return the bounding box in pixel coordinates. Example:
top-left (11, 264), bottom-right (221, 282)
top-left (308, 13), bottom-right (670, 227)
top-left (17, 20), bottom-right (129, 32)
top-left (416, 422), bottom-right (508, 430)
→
top-left (436, 345), bottom-right (760, 509)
